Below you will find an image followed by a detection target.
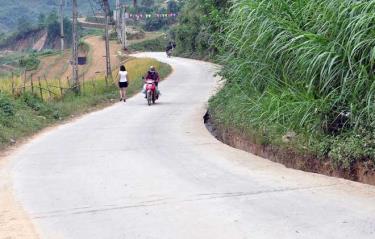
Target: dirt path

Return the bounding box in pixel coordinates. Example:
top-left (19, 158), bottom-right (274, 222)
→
top-left (84, 36), bottom-right (123, 81)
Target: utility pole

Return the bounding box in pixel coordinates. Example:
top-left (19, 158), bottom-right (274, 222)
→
top-left (59, 0), bottom-right (65, 53)
top-left (121, 4), bottom-right (127, 50)
top-left (71, 0), bottom-right (79, 93)
top-left (103, 0), bottom-right (112, 81)
top-left (116, 0), bottom-right (121, 42)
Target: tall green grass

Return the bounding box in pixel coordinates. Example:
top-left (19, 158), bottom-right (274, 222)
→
top-left (209, 0), bottom-right (375, 168)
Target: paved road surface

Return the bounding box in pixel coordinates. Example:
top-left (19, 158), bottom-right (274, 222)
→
top-left (8, 53), bottom-right (375, 239)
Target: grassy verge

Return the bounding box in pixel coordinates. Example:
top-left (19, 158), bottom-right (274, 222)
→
top-left (0, 57), bottom-right (172, 149)
top-left (129, 35), bottom-right (167, 52)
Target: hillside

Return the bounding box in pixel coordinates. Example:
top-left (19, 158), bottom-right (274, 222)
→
top-left (0, 0), bottom-right (171, 33)
top-left (0, 0), bottom-right (126, 33)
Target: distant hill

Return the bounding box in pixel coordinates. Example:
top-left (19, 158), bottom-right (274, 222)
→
top-left (0, 0), bottom-right (122, 33)
top-left (0, 0), bottom-right (172, 33)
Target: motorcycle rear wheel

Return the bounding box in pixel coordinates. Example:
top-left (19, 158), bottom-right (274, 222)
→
top-left (147, 91), bottom-right (152, 106)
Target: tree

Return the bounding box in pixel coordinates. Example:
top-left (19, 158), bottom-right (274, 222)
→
top-left (167, 0), bottom-right (179, 12)
top-left (46, 11), bottom-right (59, 25)
top-left (38, 13), bottom-right (46, 27)
top-left (141, 0), bottom-right (154, 7)
top-left (17, 16), bottom-right (32, 33)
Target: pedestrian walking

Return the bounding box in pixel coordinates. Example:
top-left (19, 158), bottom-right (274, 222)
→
top-left (118, 65), bottom-right (128, 102)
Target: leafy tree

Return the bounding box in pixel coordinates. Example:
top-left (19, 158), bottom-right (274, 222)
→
top-left (170, 0), bottom-right (229, 58)
top-left (38, 13), bottom-right (46, 27)
top-left (144, 18), bottom-right (169, 31)
top-left (167, 0), bottom-right (179, 12)
top-left (17, 16), bottom-right (33, 33)
top-left (45, 10), bottom-right (58, 25)
top-left (141, 0), bottom-right (155, 7)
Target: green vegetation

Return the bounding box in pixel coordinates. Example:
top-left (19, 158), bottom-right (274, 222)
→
top-left (144, 18), bottom-right (175, 32)
top-left (174, 0), bottom-right (375, 169)
top-left (81, 28), bottom-right (105, 38)
top-left (129, 35), bottom-right (167, 51)
top-left (0, 0), bottom-right (122, 33)
top-left (0, 0), bottom-right (180, 33)
top-left (169, 0), bottom-right (228, 59)
top-left (0, 58), bottom-right (172, 149)
top-left (18, 54), bottom-right (41, 71)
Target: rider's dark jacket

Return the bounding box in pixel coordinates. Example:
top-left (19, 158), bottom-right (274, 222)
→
top-left (146, 70), bottom-right (160, 82)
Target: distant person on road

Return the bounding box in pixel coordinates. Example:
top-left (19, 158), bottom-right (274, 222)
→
top-left (118, 65), bottom-right (128, 102)
top-left (166, 42), bottom-right (173, 52)
top-left (166, 41), bottom-right (174, 57)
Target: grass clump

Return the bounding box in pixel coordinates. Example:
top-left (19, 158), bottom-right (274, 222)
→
top-left (208, 0), bottom-right (375, 168)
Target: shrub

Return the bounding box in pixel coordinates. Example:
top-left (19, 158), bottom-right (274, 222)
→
top-left (129, 36), bottom-right (167, 52)
top-left (0, 93), bottom-right (14, 116)
top-left (19, 54), bottom-right (40, 71)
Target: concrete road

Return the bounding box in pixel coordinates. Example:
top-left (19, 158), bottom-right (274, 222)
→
top-left (7, 53), bottom-right (375, 239)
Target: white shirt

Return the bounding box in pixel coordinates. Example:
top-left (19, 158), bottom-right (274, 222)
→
top-left (119, 71), bottom-right (128, 82)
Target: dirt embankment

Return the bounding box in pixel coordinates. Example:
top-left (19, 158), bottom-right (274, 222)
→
top-left (0, 29), bottom-right (60, 52)
top-left (205, 112), bottom-right (375, 186)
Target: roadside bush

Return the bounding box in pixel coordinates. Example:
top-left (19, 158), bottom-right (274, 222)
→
top-left (21, 92), bottom-right (43, 111)
top-left (129, 35), bottom-right (167, 52)
top-left (19, 54), bottom-right (40, 71)
top-left (0, 93), bottom-right (14, 116)
top-left (205, 0), bottom-right (375, 167)
top-left (143, 18), bottom-right (175, 31)
top-left (170, 0), bottom-right (229, 59)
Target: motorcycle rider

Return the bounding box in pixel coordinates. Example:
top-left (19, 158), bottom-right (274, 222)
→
top-left (143, 66), bottom-right (160, 97)
top-left (166, 42), bottom-right (173, 56)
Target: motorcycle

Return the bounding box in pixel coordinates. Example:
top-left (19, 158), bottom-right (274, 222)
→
top-left (144, 78), bottom-right (159, 106)
top-left (166, 49), bottom-right (173, 58)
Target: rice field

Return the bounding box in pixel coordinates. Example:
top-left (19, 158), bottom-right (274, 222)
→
top-left (0, 57), bottom-right (170, 101)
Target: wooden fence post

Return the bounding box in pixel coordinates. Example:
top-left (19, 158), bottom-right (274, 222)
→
top-left (23, 70), bottom-right (27, 94)
top-left (67, 76), bottom-right (71, 89)
top-left (11, 72), bottom-right (15, 97)
top-left (44, 75), bottom-right (52, 100)
top-left (38, 77), bottom-right (43, 100)
top-left (82, 73), bottom-right (85, 94)
top-left (91, 78), bottom-right (96, 95)
top-left (30, 74), bottom-right (34, 94)
top-left (58, 78), bottom-right (63, 97)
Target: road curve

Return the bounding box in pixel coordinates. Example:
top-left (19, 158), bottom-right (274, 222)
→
top-left (7, 53), bottom-right (375, 239)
